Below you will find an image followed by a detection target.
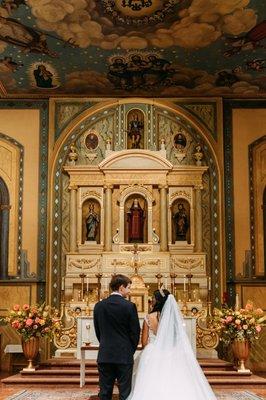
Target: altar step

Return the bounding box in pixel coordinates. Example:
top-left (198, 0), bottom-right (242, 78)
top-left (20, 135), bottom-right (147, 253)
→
top-left (2, 358), bottom-right (266, 388)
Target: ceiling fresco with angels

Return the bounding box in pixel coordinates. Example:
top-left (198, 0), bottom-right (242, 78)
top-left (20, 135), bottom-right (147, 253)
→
top-left (0, 0), bottom-right (265, 97)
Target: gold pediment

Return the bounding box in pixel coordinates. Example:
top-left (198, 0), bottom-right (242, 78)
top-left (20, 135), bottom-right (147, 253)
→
top-left (99, 150), bottom-right (173, 171)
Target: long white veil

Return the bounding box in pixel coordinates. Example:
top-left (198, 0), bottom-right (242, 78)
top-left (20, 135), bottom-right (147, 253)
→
top-left (128, 294), bottom-right (216, 400)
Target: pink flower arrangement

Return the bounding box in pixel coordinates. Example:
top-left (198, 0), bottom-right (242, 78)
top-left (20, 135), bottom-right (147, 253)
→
top-left (213, 300), bottom-right (266, 345)
top-left (2, 303), bottom-right (61, 341)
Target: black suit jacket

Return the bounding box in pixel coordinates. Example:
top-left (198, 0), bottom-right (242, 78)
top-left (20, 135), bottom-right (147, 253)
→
top-left (93, 294), bottom-right (140, 364)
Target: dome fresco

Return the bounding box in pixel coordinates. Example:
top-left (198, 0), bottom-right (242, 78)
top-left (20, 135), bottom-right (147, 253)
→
top-left (0, 0), bottom-right (265, 97)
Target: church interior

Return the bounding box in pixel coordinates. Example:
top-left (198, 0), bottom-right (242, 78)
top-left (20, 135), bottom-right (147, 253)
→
top-left (0, 0), bottom-right (265, 399)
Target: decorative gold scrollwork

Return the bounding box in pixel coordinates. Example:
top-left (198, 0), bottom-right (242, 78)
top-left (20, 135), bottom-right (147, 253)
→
top-left (196, 312), bottom-right (219, 349)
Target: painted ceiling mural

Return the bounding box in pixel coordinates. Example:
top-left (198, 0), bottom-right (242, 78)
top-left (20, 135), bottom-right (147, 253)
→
top-left (0, 0), bottom-right (265, 97)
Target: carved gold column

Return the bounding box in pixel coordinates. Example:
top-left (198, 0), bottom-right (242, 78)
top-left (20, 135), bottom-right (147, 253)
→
top-left (105, 185), bottom-right (113, 251)
top-left (69, 185), bottom-right (78, 252)
top-left (159, 185), bottom-right (168, 252)
top-left (195, 185), bottom-right (203, 252)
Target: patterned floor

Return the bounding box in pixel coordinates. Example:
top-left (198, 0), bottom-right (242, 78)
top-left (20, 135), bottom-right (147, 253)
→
top-left (6, 390), bottom-right (265, 400)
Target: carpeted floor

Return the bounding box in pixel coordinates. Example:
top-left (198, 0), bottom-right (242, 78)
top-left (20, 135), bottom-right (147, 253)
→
top-left (6, 390), bottom-right (265, 400)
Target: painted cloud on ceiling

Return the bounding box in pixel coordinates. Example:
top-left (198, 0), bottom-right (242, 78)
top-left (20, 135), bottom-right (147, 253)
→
top-left (27, 0), bottom-right (257, 50)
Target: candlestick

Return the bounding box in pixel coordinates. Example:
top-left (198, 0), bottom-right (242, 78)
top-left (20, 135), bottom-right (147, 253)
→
top-left (208, 276), bottom-right (211, 291)
top-left (61, 277), bottom-right (65, 291)
top-left (79, 273), bottom-right (86, 301)
top-left (155, 273), bottom-right (163, 289)
top-left (183, 275), bottom-right (186, 291)
top-left (186, 273), bottom-right (193, 301)
top-left (170, 272), bottom-right (177, 294)
top-left (96, 273), bottom-right (103, 302)
top-left (104, 274), bottom-right (108, 292)
top-left (86, 277), bottom-right (89, 293)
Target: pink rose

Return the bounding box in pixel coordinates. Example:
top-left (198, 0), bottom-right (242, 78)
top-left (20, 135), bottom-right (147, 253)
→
top-left (225, 316), bottom-right (233, 323)
top-left (35, 317), bottom-right (40, 323)
top-left (25, 318), bottom-right (33, 327)
top-left (11, 320), bottom-right (20, 329)
top-left (245, 303), bottom-right (253, 311)
top-left (255, 325), bottom-right (261, 333)
top-left (13, 304), bottom-right (20, 311)
top-left (23, 304), bottom-right (30, 311)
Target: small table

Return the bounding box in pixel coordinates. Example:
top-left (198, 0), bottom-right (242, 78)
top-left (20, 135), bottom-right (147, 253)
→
top-left (4, 344), bottom-right (23, 372)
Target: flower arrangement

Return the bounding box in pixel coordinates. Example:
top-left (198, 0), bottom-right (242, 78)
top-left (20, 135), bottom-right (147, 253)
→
top-left (213, 301), bottom-right (266, 345)
top-left (2, 302), bottom-right (61, 341)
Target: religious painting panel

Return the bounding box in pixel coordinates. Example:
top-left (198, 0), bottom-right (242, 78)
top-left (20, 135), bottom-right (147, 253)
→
top-left (156, 112), bottom-right (194, 165)
top-left (84, 130), bottom-right (99, 151)
top-left (126, 109), bottom-right (145, 150)
top-left (129, 294), bottom-right (145, 314)
top-left (82, 199), bottom-right (101, 244)
top-left (171, 199), bottom-right (190, 244)
top-left (75, 112), bottom-right (116, 165)
top-left (125, 194), bottom-right (147, 244)
top-left (0, 1), bottom-right (265, 97)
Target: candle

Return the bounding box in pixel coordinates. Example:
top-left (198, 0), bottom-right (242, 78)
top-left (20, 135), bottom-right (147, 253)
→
top-left (164, 275), bottom-right (168, 289)
top-left (208, 277), bottom-right (211, 291)
top-left (61, 277), bottom-right (65, 291)
top-left (104, 274), bottom-right (108, 291)
top-left (183, 276), bottom-right (186, 291)
top-left (235, 293), bottom-right (239, 311)
top-left (86, 277), bottom-right (89, 292)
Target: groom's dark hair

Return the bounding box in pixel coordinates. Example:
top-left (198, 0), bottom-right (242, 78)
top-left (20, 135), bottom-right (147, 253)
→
top-left (110, 274), bottom-right (132, 291)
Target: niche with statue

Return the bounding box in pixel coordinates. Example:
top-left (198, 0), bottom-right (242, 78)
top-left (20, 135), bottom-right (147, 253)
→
top-left (171, 199), bottom-right (190, 244)
top-left (124, 195), bottom-right (148, 244)
top-left (82, 199), bottom-right (101, 244)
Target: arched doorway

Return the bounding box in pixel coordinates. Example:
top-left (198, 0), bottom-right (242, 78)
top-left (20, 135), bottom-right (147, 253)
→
top-left (0, 177), bottom-right (10, 279)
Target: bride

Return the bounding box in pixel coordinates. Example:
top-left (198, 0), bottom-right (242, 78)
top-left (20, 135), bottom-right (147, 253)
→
top-left (127, 289), bottom-right (217, 400)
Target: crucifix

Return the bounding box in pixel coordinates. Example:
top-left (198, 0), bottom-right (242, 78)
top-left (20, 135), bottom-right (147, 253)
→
top-left (131, 243), bottom-right (141, 274)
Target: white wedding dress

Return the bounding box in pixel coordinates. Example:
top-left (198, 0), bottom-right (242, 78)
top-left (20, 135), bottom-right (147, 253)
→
top-left (127, 295), bottom-right (217, 400)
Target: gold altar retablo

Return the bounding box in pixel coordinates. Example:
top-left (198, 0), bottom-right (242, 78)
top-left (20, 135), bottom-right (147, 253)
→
top-left (129, 272), bottom-right (149, 317)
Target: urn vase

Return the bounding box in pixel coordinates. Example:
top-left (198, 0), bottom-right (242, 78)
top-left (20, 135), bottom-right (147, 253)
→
top-left (21, 336), bottom-right (40, 371)
top-left (231, 339), bottom-right (251, 373)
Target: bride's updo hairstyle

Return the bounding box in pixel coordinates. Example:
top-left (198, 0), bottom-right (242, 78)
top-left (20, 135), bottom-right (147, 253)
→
top-left (150, 289), bottom-right (170, 313)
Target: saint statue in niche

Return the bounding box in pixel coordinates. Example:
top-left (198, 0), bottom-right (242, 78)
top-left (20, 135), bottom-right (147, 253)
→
top-left (86, 203), bottom-right (100, 241)
top-left (173, 203), bottom-right (189, 241)
top-left (127, 109), bottom-right (144, 149)
top-left (127, 199), bottom-right (145, 243)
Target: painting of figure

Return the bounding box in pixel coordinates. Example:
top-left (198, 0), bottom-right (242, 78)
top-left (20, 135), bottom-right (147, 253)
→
top-left (127, 109), bottom-right (144, 149)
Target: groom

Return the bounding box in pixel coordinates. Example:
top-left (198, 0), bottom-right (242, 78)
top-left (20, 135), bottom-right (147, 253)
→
top-left (93, 274), bottom-right (140, 400)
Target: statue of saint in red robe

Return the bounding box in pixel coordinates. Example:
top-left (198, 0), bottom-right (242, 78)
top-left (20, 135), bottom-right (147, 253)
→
top-left (127, 199), bottom-right (145, 243)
